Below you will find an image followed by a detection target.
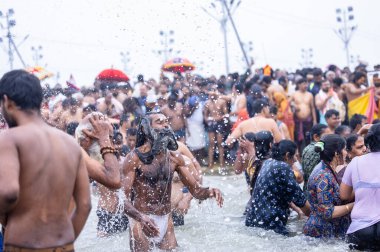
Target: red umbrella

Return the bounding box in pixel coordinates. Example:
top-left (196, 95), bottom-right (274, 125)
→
top-left (96, 68), bottom-right (129, 82)
top-left (162, 58), bottom-right (195, 73)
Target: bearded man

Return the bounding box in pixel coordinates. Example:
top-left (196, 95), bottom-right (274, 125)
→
top-left (122, 112), bottom-right (223, 251)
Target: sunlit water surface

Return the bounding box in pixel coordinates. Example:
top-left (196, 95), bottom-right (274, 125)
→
top-left (76, 173), bottom-right (349, 252)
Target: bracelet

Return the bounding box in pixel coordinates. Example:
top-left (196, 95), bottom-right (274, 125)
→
top-left (101, 149), bottom-right (118, 159)
top-left (100, 146), bottom-right (115, 153)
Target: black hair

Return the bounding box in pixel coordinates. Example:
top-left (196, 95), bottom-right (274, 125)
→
top-left (296, 78), bottom-right (307, 85)
top-left (271, 140), bottom-right (297, 162)
top-left (372, 119), bottom-right (380, 125)
top-left (309, 124), bottom-right (328, 141)
top-left (261, 76), bottom-right (272, 85)
top-left (333, 77), bottom-right (343, 87)
top-left (0, 70), bottom-right (43, 111)
top-left (278, 76), bottom-right (287, 84)
top-left (313, 68), bottom-right (323, 76)
top-left (61, 98), bottom-right (71, 110)
top-left (244, 132), bottom-right (256, 142)
top-left (335, 125), bottom-right (351, 136)
top-left (349, 114), bottom-right (367, 130)
top-left (315, 134), bottom-right (346, 163)
top-left (66, 121), bottom-right (79, 136)
top-left (346, 134), bottom-right (360, 152)
top-left (353, 71), bottom-right (366, 83)
top-left (123, 97), bottom-right (139, 113)
top-left (325, 109), bottom-right (339, 120)
top-left (365, 124), bottom-right (380, 152)
top-left (250, 131), bottom-right (273, 193)
top-left (127, 127), bottom-right (137, 137)
top-left (251, 98), bottom-right (269, 116)
top-left (235, 83), bottom-right (244, 94)
top-left (269, 106), bottom-right (278, 115)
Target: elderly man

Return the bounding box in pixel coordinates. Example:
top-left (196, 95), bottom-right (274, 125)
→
top-left (0, 70), bottom-right (91, 251)
top-left (76, 112), bottom-right (128, 236)
top-left (122, 112), bottom-right (223, 251)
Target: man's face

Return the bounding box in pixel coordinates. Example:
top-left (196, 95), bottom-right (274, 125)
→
top-left (314, 74), bottom-right (323, 83)
top-left (126, 135), bottom-right (136, 150)
top-left (321, 81), bottom-right (330, 93)
top-left (349, 137), bottom-right (367, 158)
top-left (299, 82), bottom-right (308, 92)
top-left (168, 98), bottom-right (176, 109)
top-left (357, 76), bottom-right (366, 86)
top-left (150, 114), bottom-right (169, 130)
top-left (327, 114), bottom-right (341, 129)
top-left (159, 84), bottom-right (168, 95)
top-left (208, 85), bottom-right (219, 100)
top-left (140, 85), bottom-right (148, 97)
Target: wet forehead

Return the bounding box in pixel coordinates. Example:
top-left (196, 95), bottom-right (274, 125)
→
top-left (150, 113), bottom-right (168, 123)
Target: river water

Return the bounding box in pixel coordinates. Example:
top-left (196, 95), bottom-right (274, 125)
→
top-left (75, 173), bottom-right (349, 252)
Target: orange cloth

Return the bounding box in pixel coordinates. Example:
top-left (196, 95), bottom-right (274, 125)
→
top-left (231, 108), bottom-right (249, 132)
top-left (274, 92), bottom-right (295, 140)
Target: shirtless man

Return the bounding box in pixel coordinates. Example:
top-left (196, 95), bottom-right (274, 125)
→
top-left (76, 113), bottom-right (127, 236)
top-left (226, 98), bottom-right (282, 146)
top-left (122, 112), bottom-right (223, 251)
top-left (203, 84), bottom-right (229, 168)
top-left (161, 93), bottom-right (186, 142)
top-left (344, 71), bottom-right (372, 102)
top-left (60, 97), bottom-right (83, 131)
top-left (290, 78), bottom-right (317, 152)
top-left (0, 70), bottom-right (91, 251)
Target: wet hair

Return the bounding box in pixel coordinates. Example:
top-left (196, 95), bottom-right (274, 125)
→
top-left (309, 124), bottom-right (327, 141)
top-left (0, 70), bottom-right (43, 111)
top-left (66, 121), bottom-right (79, 136)
top-left (335, 125), bottom-right (351, 136)
top-left (346, 134), bottom-right (360, 152)
top-left (353, 71), bottom-right (366, 83)
top-left (251, 98), bottom-right (269, 116)
top-left (271, 140), bottom-right (297, 162)
top-left (127, 127), bottom-right (137, 137)
top-left (349, 114), bottom-right (367, 130)
top-left (325, 109), bottom-right (339, 120)
top-left (315, 134), bottom-right (346, 163)
top-left (61, 98), bottom-right (71, 110)
top-left (244, 132), bottom-right (256, 142)
top-left (365, 124), bottom-right (380, 152)
top-left (250, 131), bottom-right (274, 192)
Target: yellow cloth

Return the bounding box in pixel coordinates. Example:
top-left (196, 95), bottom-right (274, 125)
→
top-left (348, 92), bottom-right (378, 120)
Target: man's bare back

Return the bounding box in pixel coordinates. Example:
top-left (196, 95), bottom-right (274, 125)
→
top-left (227, 117), bottom-right (282, 144)
top-left (0, 122), bottom-right (90, 249)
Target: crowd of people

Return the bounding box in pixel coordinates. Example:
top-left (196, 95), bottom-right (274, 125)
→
top-left (0, 61), bottom-right (379, 251)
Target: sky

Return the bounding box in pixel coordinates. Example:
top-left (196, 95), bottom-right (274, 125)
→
top-left (0, 0), bottom-right (379, 87)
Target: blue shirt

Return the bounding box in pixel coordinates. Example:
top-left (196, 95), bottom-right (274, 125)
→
top-left (245, 159), bottom-right (306, 235)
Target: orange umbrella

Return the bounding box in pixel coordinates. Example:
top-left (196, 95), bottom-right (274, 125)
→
top-left (26, 66), bottom-right (54, 81)
top-left (162, 58), bottom-right (195, 73)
